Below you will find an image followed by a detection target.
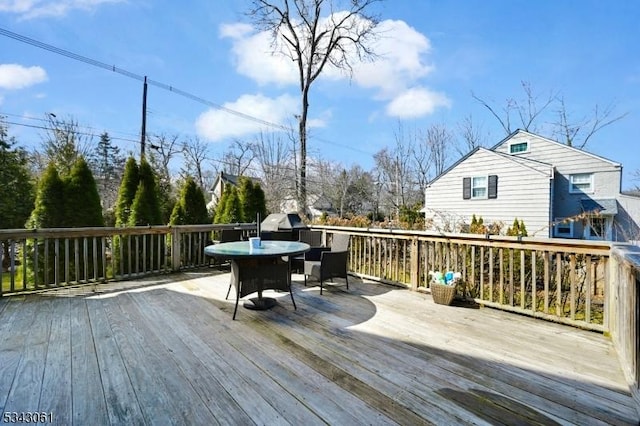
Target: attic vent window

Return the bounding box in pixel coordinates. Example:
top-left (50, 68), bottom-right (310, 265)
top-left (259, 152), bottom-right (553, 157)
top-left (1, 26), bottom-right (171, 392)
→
top-left (509, 141), bottom-right (529, 154)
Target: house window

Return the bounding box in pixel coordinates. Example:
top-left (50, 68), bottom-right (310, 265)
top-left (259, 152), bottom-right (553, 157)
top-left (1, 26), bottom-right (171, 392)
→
top-left (472, 176), bottom-right (487, 199)
top-left (463, 175), bottom-right (498, 200)
top-left (509, 141), bottom-right (529, 154)
top-left (585, 217), bottom-right (611, 240)
top-left (553, 218), bottom-right (573, 238)
top-left (569, 173), bottom-right (593, 193)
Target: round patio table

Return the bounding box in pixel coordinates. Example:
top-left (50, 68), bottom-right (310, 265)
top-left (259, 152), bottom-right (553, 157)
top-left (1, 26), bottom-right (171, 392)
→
top-left (205, 240), bottom-right (310, 317)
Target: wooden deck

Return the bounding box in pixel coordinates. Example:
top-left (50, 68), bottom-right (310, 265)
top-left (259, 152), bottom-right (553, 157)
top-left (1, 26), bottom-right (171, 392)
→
top-left (0, 269), bottom-right (638, 425)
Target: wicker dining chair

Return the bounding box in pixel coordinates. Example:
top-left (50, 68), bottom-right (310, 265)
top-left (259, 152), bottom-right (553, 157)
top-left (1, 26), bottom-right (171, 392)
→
top-left (292, 230), bottom-right (324, 273)
top-left (227, 257), bottom-right (296, 320)
top-left (303, 233), bottom-right (350, 295)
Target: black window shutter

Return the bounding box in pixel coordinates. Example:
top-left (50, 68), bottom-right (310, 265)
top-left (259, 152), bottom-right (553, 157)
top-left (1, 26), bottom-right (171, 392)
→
top-left (488, 175), bottom-right (498, 199)
top-left (463, 177), bottom-right (471, 199)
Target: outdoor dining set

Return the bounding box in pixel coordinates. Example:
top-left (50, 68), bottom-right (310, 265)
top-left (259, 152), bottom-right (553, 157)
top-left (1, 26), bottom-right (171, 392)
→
top-left (204, 214), bottom-right (350, 319)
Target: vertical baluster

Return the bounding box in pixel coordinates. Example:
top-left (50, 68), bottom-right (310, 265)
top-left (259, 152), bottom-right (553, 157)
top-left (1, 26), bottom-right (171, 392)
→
top-left (585, 255), bottom-right (592, 323)
top-left (556, 253), bottom-right (563, 317)
top-left (508, 248), bottom-right (514, 306)
top-left (499, 248), bottom-right (504, 305)
top-left (488, 246), bottom-right (494, 303)
top-left (83, 237), bottom-right (89, 283)
top-left (570, 254), bottom-right (577, 321)
top-left (531, 251), bottom-right (537, 315)
top-left (520, 249), bottom-right (526, 309)
top-left (479, 246), bottom-right (484, 301)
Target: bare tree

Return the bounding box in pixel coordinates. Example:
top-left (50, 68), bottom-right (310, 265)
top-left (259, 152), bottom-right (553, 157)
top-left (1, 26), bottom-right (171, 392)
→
top-left (146, 133), bottom-right (183, 222)
top-left (252, 131), bottom-right (295, 212)
top-left (553, 98), bottom-right (628, 149)
top-left (456, 114), bottom-right (487, 156)
top-left (181, 136), bottom-right (213, 191)
top-left (411, 140), bottom-right (431, 190)
top-left (247, 0), bottom-right (381, 214)
top-left (222, 139), bottom-right (255, 176)
top-left (472, 81), bottom-right (556, 135)
top-left (147, 133), bottom-right (182, 179)
top-left (425, 123), bottom-right (453, 177)
top-left (315, 161), bottom-right (372, 217)
top-left (374, 145), bottom-right (413, 219)
top-left (473, 81), bottom-right (627, 149)
top-left (40, 114), bottom-right (95, 176)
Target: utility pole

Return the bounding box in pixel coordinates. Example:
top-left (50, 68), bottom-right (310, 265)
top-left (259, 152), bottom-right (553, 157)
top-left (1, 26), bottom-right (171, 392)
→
top-left (140, 76), bottom-right (148, 159)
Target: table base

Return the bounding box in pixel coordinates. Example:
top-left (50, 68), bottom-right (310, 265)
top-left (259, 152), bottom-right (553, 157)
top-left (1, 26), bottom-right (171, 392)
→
top-left (243, 297), bottom-right (277, 310)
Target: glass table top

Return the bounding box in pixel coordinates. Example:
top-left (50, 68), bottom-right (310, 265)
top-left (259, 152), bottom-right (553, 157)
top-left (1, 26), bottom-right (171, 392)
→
top-left (204, 240), bottom-right (310, 258)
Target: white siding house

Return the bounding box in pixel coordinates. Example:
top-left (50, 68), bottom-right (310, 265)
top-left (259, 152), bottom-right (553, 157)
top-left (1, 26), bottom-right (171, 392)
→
top-left (423, 130), bottom-right (640, 242)
top-left (423, 147), bottom-right (553, 235)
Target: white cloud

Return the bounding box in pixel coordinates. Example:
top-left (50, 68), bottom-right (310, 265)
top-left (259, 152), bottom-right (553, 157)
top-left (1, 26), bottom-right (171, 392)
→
top-left (195, 93), bottom-right (297, 141)
top-left (220, 16), bottom-right (447, 118)
top-left (350, 19), bottom-right (435, 97)
top-left (0, 64), bottom-right (48, 89)
top-left (385, 87), bottom-right (451, 119)
top-left (220, 23), bottom-right (297, 87)
top-left (0, 0), bottom-right (124, 19)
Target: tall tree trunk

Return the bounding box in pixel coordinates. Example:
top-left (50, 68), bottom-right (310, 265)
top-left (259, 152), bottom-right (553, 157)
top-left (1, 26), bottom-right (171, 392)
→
top-left (299, 87), bottom-right (310, 218)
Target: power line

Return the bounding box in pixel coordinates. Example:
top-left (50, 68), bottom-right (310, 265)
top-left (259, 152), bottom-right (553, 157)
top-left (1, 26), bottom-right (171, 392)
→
top-left (0, 111), bottom-right (141, 141)
top-left (0, 26), bottom-right (376, 156)
top-left (2, 119), bottom-right (141, 145)
top-left (0, 27), bottom-right (289, 131)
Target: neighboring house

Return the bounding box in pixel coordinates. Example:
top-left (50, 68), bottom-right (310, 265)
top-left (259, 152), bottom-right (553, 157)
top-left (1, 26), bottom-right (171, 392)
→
top-left (422, 130), bottom-right (640, 242)
top-left (280, 193), bottom-right (335, 220)
top-left (206, 171), bottom-right (261, 212)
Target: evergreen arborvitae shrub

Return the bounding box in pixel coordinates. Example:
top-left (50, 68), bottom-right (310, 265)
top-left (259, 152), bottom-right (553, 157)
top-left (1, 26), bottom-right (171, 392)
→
top-left (65, 157), bottom-right (104, 227)
top-left (128, 159), bottom-right (162, 226)
top-left (127, 159), bottom-right (162, 271)
top-left (63, 157), bottom-right (104, 281)
top-left (115, 157), bottom-right (139, 227)
top-left (169, 177), bottom-right (210, 263)
top-left (170, 177), bottom-right (209, 225)
top-left (26, 163), bottom-right (66, 229)
top-left (223, 186), bottom-right (242, 223)
top-left (213, 186), bottom-right (230, 224)
top-left (238, 177), bottom-right (268, 223)
top-left (25, 163), bottom-right (66, 286)
top-left (0, 136), bottom-right (34, 231)
top-left (238, 177), bottom-right (254, 223)
top-left (252, 182), bottom-right (268, 221)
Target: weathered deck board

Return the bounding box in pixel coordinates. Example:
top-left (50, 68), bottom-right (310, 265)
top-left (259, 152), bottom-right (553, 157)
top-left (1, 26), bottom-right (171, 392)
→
top-left (0, 269), bottom-right (638, 425)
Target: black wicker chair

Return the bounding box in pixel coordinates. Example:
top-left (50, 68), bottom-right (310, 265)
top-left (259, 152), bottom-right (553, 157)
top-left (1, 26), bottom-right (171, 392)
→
top-left (226, 257), bottom-right (296, 320)
top-left (304, 233), bottom-right (350, 295)
top-left (292, 230), bottom-right (324, 273)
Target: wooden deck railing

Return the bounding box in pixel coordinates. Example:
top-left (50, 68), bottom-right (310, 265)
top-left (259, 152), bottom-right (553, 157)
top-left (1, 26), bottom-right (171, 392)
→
top-left (315, 226), bottom-right (612, 330)
top-left (0, 224), bottom-right (255, 294)
top-left (2, 223), bottom-right (638, 407)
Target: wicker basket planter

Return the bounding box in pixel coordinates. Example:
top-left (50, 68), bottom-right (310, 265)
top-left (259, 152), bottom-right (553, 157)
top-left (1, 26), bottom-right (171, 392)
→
top-left (431, 283), bottom-right (457, 306)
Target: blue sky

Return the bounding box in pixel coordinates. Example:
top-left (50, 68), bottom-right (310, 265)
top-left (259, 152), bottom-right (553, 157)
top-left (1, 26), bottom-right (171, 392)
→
top-left (1, 0), bottom-right (639, 189)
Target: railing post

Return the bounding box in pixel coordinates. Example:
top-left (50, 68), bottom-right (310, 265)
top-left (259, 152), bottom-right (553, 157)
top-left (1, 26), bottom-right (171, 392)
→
top-left (410, 237), bottom-right (420, 291)
top-left (171, 227), bottom-right (181, 272)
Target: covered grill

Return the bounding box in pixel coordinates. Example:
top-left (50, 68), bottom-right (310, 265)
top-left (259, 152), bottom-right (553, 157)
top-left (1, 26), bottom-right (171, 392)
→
top-left (260, 213), bottom-right (308, 241)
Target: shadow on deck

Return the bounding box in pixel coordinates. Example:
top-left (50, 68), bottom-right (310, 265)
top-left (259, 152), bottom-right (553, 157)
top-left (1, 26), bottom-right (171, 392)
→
top-left (0, 268), bottom-right (638, 425)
